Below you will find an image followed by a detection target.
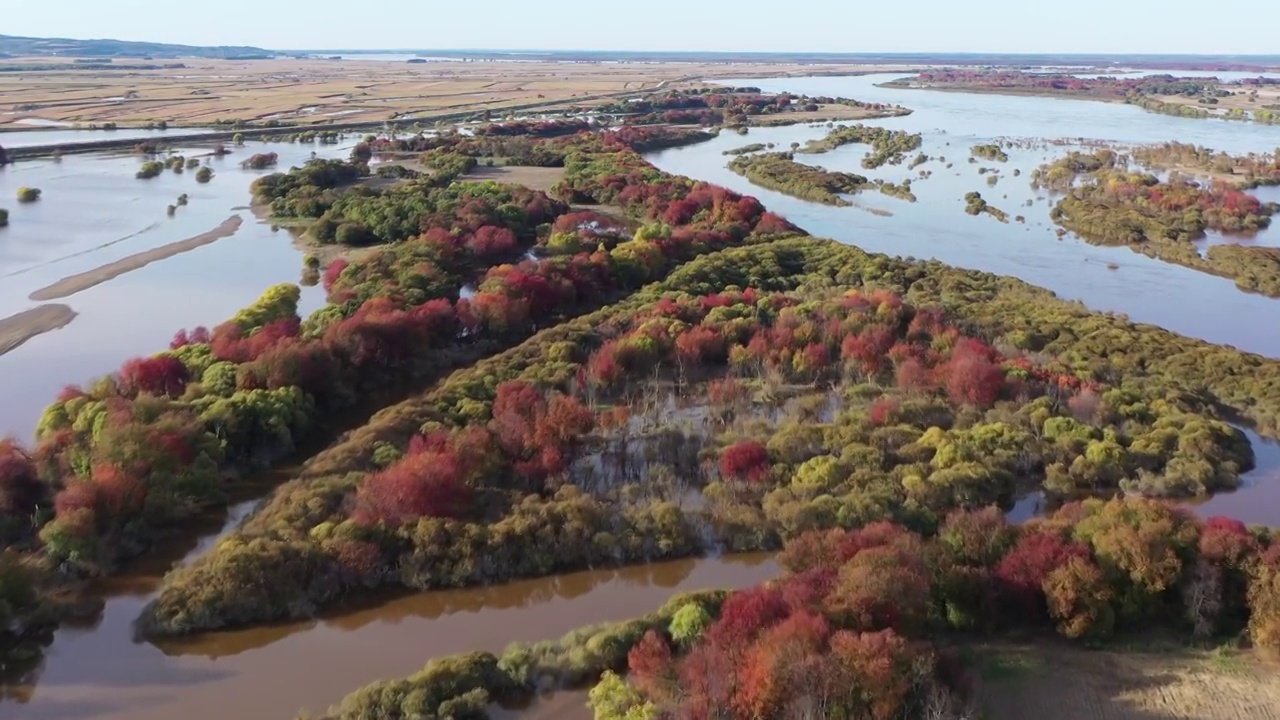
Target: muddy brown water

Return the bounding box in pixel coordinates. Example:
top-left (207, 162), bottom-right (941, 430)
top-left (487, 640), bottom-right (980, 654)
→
top-left (1, 553), bottom-right (776, 720)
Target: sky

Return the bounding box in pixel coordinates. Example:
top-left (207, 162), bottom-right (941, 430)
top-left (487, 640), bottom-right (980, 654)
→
top-left (5, 0), bottom-right (1278, 55)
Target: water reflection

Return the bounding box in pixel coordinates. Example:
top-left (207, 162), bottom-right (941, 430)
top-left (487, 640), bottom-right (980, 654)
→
top-left (1187, 428), bottom-right (1280, 525)
top-left (1, 554), bottom-right (775, 720)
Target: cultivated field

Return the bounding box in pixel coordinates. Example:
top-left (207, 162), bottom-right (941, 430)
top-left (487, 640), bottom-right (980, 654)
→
top-left (0, 57), bottom-right (921, 128)
top-left (977, 641), bottom-right (1280, 720)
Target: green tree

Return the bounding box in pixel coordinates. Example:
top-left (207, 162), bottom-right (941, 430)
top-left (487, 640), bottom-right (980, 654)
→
top-left (588, 671), bottom-right (659, 720)
top-left (669, 602), bottom-right (712, 647)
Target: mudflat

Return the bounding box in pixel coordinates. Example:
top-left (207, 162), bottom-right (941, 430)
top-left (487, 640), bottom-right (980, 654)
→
top-left (0, 303), bottom-right (76, 357)
top-left (28, 215), bottom-right (243, 301)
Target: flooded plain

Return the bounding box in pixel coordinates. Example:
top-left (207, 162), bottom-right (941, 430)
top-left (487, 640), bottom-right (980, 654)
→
top-left (3, 73), bottom-right (1280, 720)
top-left (0, 139), bottom-right (351, 438)
top-left (649, 73), bottom-right (1280, 358)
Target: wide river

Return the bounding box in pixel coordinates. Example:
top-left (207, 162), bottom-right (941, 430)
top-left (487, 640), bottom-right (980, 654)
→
top-left (3, 74), bottom-right (1280, 720)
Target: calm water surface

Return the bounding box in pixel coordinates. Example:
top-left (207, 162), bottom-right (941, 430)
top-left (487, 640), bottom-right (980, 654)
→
top-left (2, 551), bottom-right (775, 720)
top-left (0, 127), bottom-right (223, 149)
top-left (0, 141), bottom-right (352, 439)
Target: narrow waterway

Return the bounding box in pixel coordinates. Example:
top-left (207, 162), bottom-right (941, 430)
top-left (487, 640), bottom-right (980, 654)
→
top-left (2, 551), bottom-right (775, 720)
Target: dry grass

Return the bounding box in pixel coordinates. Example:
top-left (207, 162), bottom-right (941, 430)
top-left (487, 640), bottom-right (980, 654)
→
top-left (0, 58), bottom-right (920, 128)
top-left (460, 165), bottom-right (566, 194)
top-left (975, 641), bottom-right (1280, 720)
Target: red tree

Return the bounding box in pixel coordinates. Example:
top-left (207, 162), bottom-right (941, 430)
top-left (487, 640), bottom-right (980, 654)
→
top-left (627, 630), bottom-right (676, 702)
top-left (946, 340), bottom-right (1005, 407)
top-left (118, 355), bottom-right (190, 398)
top-left (720, 440), bottom-right (769, 482)
top-left (994, 530), bottom-right (1090, 621)
top-left (353, 451), bottom-right (471, 525)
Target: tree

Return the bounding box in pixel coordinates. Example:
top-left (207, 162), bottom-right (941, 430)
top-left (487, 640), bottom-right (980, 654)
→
top-left (895, 357), bottom-right (932, 393)
top-left (669, 602), bottom-right (712, 647)
top-left (0, 441), bottom-right (45, 543)
top-left (589, 670), bottom-right (659, 720)
top-left (825, 629), bottom-right (920, 720)
top-left (1044, 556), bottom-right (1115, 640)
top-left (353, 451), bottom-right (471, 525)
top-left (626, 630), bottom-right (676, 703)
top-left (827, 545), bottom-right (932, 634)
top-left (118, 355), bottom-right (190, 398)
top-left (939, 507), bottom-right (1016, 567)
top-left (994, 530), bottom-right (1089, 622)
top-left (945, 340), bottom-right (1004, 407)
top-left (1248, 566), bottom-right (1280, 654)
top-left (720, 440), bottom-right (769, 482)
top-left (0, 144), bottom-right (8, 166)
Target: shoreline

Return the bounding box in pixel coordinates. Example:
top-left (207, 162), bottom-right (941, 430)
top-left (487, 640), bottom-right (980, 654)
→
top-left (28, 215), bottom-right (244, 301)
top-left (0, 304), bottom-right (77, 357)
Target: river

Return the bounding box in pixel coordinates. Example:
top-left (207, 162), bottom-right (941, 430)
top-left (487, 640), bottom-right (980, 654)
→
top-left (3, 74), bottom-right (1280, 720)
top-left (1, 536), bottom-right (774, 720)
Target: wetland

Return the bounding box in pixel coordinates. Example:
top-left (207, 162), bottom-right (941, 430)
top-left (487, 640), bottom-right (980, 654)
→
top-left (4, 66), bottom-right (1280, 720)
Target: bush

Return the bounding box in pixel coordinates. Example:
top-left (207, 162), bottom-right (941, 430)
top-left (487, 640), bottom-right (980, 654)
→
top-left (16, 187), bottom-right (40, 203)
top-left (195, 167), bottom-right (213, 183)
top-left (136, 161), bottom-right (164, 179)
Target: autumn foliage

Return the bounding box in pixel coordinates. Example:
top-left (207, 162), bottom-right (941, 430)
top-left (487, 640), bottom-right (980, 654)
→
top-left (606, 498), bottom-right (1280, 720)
top-left (353, 451), bottom-right (471, 525)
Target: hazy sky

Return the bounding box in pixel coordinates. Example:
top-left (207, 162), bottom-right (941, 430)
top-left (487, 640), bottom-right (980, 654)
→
top-left (6, 0), bottom-right (1277, 54)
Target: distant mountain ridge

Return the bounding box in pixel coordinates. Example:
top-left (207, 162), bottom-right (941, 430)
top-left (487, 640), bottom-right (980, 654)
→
top-left (0, 34), bottom-right (270, 59)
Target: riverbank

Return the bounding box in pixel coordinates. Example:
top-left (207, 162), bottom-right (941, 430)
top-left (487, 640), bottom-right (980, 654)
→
top-left (0, 303), bottom-right (76, 357)
top-left (28, 215), bottom-right (244, 301)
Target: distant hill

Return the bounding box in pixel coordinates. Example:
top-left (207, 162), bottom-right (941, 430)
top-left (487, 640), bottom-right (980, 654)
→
top-left (0, 34), bottom-right (271, 59)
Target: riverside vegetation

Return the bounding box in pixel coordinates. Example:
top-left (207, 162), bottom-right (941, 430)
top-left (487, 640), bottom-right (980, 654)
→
top-left (1035, 149), bottom-right (1280, 296)
top-left (727, 152), bottom-right (868, 206)
top-left (6, 115), bottom-right (1280, 716)
top-left (888, 70), bottom-right (1280, 124)
top-left (796, 124), bottom-right (924, 169)
top-left (726, 126), bottom-right (922, 205)
top-left (314, 498), bottom-right (1280, 720)
top-left (593, 87), bottom-right (912, 127)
